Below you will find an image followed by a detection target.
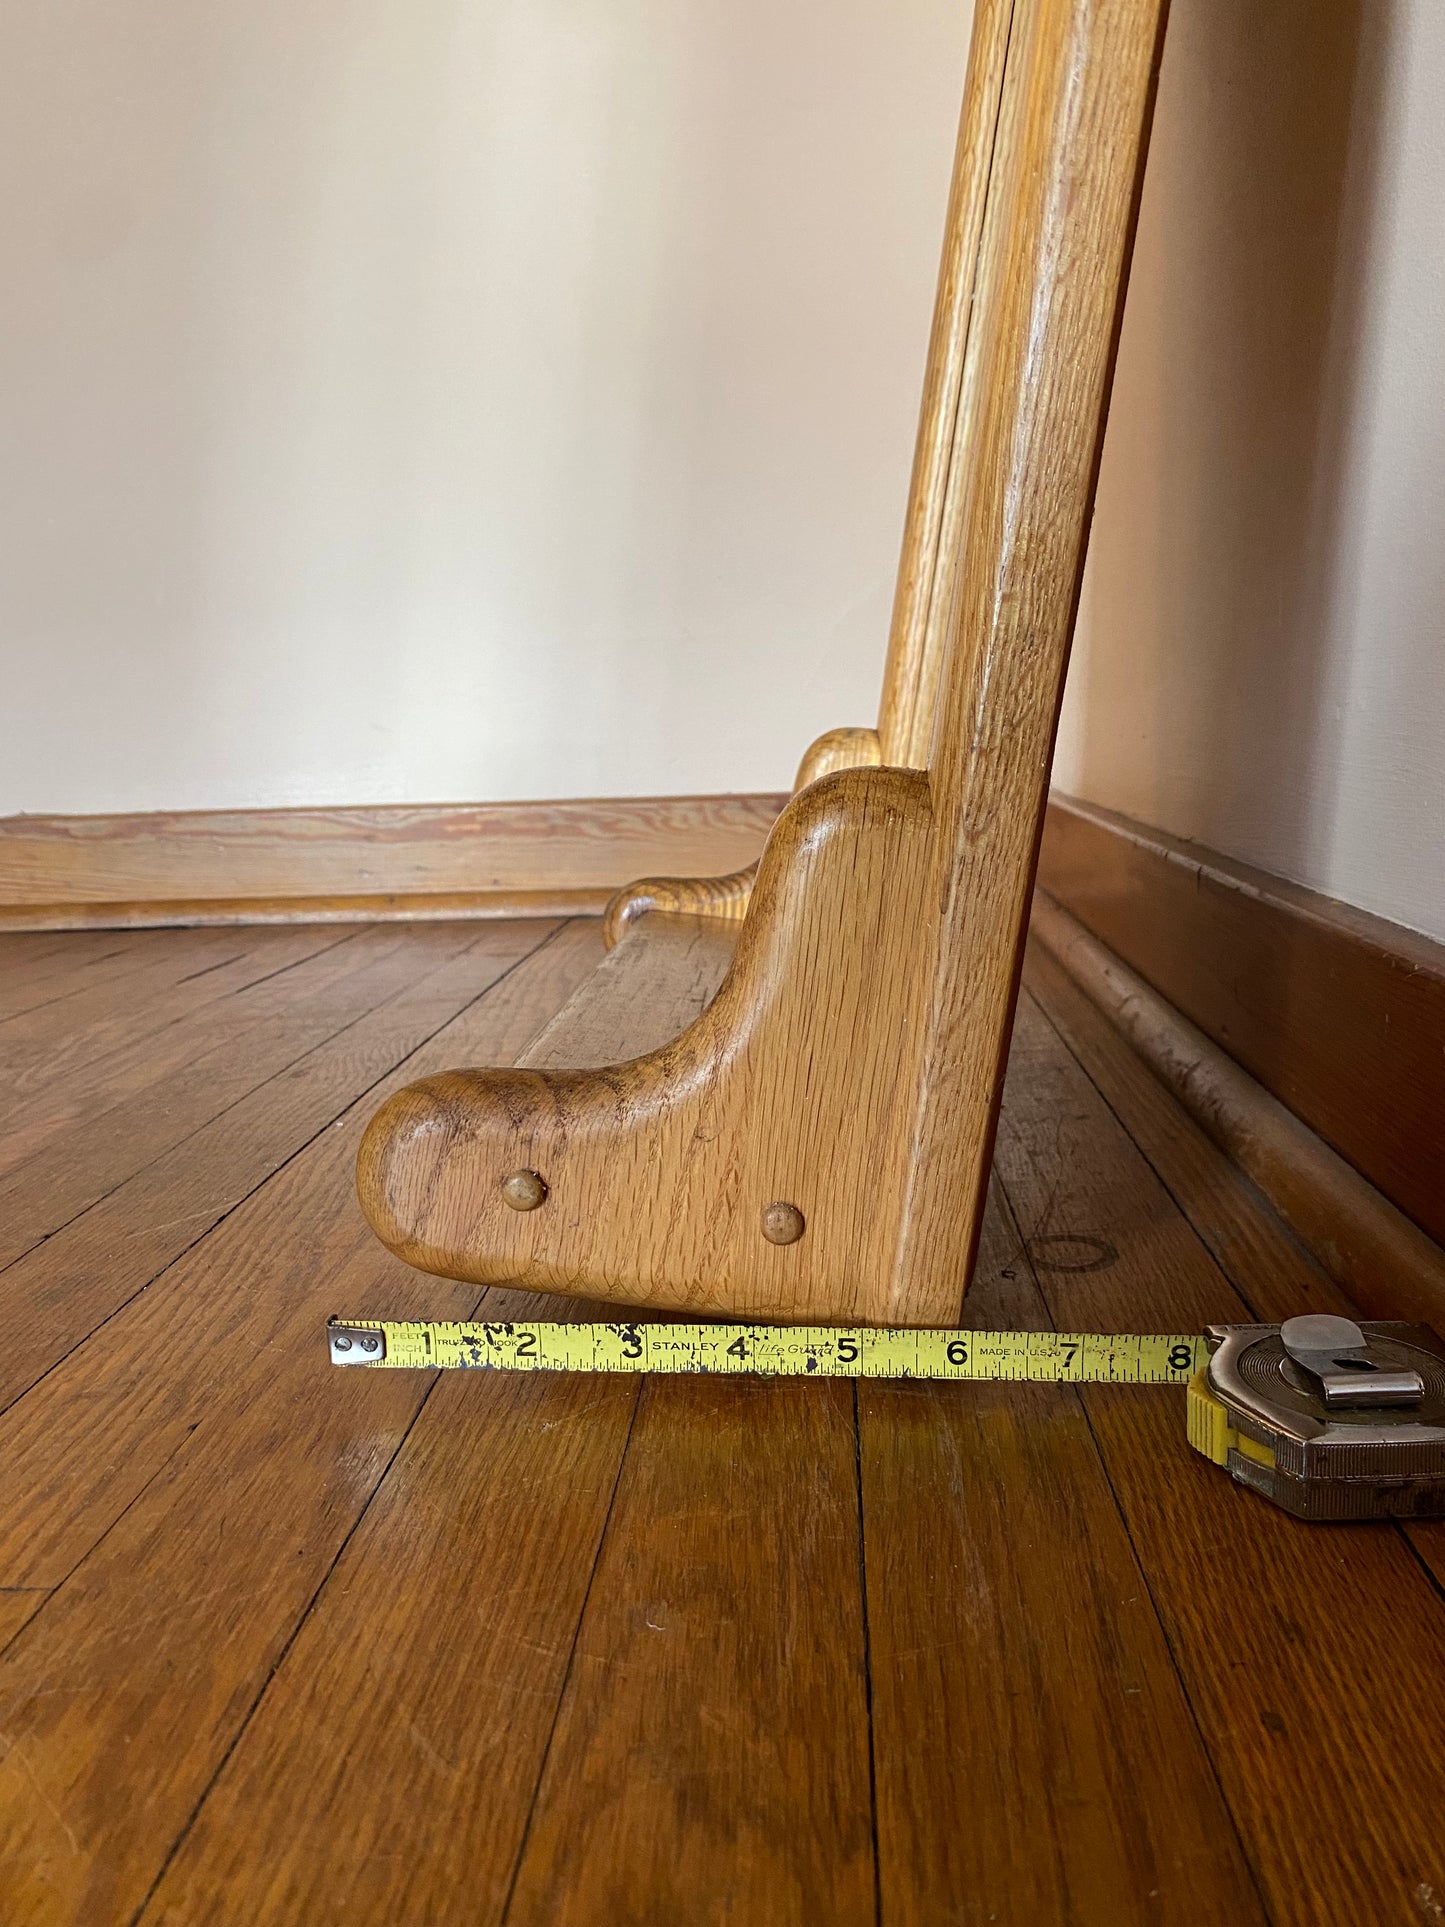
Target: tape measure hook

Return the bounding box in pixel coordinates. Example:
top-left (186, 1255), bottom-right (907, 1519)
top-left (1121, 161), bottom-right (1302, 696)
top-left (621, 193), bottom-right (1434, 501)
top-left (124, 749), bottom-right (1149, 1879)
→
top-left (329, 1322), bottom-right (387, 1365)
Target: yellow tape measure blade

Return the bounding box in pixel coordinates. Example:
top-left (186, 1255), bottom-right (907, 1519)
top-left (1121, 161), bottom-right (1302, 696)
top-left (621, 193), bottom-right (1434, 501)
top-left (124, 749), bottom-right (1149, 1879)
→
top-left (327, 1320), bottom-right (1206, 1382)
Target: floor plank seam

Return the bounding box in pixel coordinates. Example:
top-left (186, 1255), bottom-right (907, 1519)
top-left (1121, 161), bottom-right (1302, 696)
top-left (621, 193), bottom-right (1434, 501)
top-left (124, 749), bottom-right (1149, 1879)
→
top-left (851, 1381), bottom-right (884, 1927)
top-left (0, 1431), bottom-right (199, 1661)
top-left (172, 947), bottom-right (253, 984)
top-left (0, 927), bottom-right (355, 1116)
top-left (186, 926), bottom-right (360, 996)
top-left (1059, 1381), bottom-right (1280, 1927)
top-left (1398, 1526), bottom-right (1445, 1615)
top-left (496, 1374), bottom-right (646, 1926)
top-left (0, 920), bottom-right (568, 1420)
top-left (0, 945), bottom-right (138, 1021)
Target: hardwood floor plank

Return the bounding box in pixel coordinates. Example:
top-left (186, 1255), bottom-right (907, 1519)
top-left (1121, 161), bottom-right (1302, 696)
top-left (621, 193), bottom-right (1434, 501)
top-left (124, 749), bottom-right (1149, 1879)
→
top-left (991, 987), bottom-right (1445, 1927)
top-left (0, 921), bottom-right (563, 1410)
top-left (0, 932), bottom-right (80, 965)
top-left (862, 1181), bottom-right (1266, 1927)
top-left (140, 1288), bottom-right (640, 1927)
top-left (0, 925), bottom-right (291, 1063)
top-left (0, 925), bottom-right (352, 1173)
top-left (1021, 939), bottom-right (1445, 1647)
top-left (501, 1372), bottom-right (875, 1927)
top-left (139, 919), bottom-right (755, 1927)
top-left (0, 926), bottom-right (602, 1926)
top-left (1018, 942), bottom-right (1352, 1324)
top-left (0, 921), bottom-right (514, 1274)
top-left (0, 925), bottom-right (335, 1081)
top-left (0, 932), bottom-right (170, 1021)
top-left (0, 922), bottom-right (601, 1588)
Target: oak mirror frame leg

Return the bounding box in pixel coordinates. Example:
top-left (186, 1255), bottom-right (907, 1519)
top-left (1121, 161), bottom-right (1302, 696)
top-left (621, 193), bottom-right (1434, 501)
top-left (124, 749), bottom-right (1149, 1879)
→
top-left (601, 0), bottom-right (1013, 948)
top-left (358, 0), bottom-right (1169, 1328)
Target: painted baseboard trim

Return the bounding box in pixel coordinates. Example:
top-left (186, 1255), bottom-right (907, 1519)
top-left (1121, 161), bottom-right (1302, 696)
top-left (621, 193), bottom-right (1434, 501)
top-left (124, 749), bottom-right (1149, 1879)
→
top-left (1039, 793), bottom-right (1445, 1251)
top-left (0, 794), bottom-right (788, 931)
top-left (1030, 891), bottom-right (1445, 1331)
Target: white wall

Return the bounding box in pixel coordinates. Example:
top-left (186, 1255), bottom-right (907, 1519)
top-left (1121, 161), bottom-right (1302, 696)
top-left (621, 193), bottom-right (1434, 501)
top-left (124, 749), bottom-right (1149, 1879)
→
top-left (1055, 0), bottom-right (1445, 943)
top-left (0, 0), bottom-right (972, 814)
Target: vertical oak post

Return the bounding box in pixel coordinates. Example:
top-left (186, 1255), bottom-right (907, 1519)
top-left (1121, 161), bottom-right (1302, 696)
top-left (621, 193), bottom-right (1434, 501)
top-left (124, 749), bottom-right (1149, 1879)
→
top-left (358, 0), bottom-right (1168, 1327)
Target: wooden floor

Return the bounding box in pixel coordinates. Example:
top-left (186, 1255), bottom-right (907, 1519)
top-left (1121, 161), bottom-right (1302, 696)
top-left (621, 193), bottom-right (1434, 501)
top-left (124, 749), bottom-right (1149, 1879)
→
top-left (1, 919), bottom-right (1443, 1926)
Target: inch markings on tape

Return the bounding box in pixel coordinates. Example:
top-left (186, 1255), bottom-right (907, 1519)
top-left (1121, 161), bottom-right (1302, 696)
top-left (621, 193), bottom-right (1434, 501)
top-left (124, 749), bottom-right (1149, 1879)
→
top-left (328, 1319), bottom-right (1207, 1383)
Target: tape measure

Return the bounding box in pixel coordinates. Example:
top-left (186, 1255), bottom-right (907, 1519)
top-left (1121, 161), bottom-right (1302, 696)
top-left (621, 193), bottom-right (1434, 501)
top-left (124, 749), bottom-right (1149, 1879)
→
top-left (327, 1318), bottom-right (1206, 1382)
top-left (328, 1313), bottom-right (1445, 1522)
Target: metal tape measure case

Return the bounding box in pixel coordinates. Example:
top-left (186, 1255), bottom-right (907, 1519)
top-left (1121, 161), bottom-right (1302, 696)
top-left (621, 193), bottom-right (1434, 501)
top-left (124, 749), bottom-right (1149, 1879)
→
top-left (1188, 1316), bottom-right (1445, 1521)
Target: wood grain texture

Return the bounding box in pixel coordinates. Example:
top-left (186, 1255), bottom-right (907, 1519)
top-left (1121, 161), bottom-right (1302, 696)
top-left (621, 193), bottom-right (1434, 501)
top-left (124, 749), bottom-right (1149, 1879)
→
top-left (146, 927), bottom-right (867, 1927)
top-left (876, 0), bottom-right (1013, 768)
top-left (0, 925), bottom-right (350, 1126)
top-left (359, 0), bottom-right (1169, 1327)
top-left (0, 926), bottom-right (350, 1177)
top-left (1039, 792), bottom-right (1445, 1248)
top-left (503, 1374), bottom-right (874, 1927)
top-left (0, 928), bottom-right (604, 1925)
top-left (0, 931), bottom-right (181, 1020)
top-left (993, 986), bottom-right (1445, 1927)
top-left (0, 926), bottom-right (603, 1593)
top-left (1030, 891), bottom-right (1445, 1328)
top-left (0, 889), bottom-right (609, 931)
top-left (141, 1291), bottom-right (642, 1927)
top-left (0, 794), bottom-right (786, 929)
top-left (600, 864), bottom-right (757, 951)
top-left (0, 1591), bottom-right (49, 1652)
top-left (1021, 933), bottom-right (1445, 1609)
top-left (0, 921), bottom-right (450, 1256)
top-left (1020, 937), bottom-right (1351, 1327)
top-left (0, 926), bottom-right (466, 1267)
top-left (862, 1184), bottom-right (1266, 1927)
top-left (599, 728), bottom-right (882, 948)
top-left (0, 924), bottom-right (561, 1410)
top-left (134, 929), bottom-right (746, 1924)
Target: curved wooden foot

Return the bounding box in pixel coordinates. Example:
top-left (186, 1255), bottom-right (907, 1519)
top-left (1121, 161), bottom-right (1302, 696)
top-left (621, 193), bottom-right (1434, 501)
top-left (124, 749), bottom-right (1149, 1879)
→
top-left (600, 726), bottom-right (882, 950)
top-left (360, 764), bottom-right (969, 1327)
top-left (601, 864), bottom-right (756, 951)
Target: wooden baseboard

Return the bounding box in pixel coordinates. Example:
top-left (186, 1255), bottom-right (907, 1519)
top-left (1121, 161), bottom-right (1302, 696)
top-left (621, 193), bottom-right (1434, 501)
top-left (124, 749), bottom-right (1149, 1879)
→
top-left (0, 794), bottom-right (788, 931)
top-left (1029, 893), bottom-right (1445, 1331)
top-left (1038, 794), bottom-right (1445, 1250)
